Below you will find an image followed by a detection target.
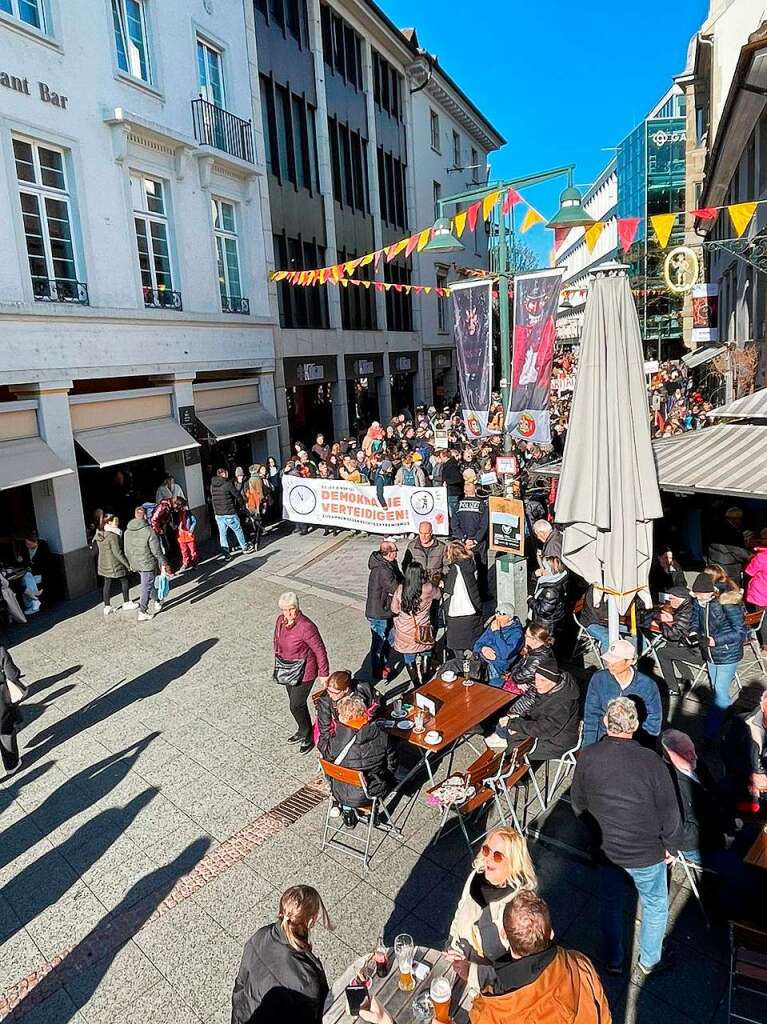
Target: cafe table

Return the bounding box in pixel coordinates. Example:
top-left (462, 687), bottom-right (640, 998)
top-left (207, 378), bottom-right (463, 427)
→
top-left (384, 672), bottom-right (514, 787)
top-left (323, 946), bottom-right (472, 1024)
top-left (744, 826), bottom-right (767, 871)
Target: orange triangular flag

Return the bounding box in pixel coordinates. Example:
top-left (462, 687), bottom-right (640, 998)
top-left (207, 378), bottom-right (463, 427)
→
top-left (453, 211), bottom-right (468, 238)
top-left (318, 268), bottom-right (328, 285)
top-left (417, 228), bottom-right (431, 252)
top-left (650, 213), bottom-right (676, 249)
top-left (330, 265), bottom-right (341, 283)
top-left (583, 221), bottom-right (605, 253)
top-left (728, 202), bottom-right (758, 238)
top-left (520, 206), bottom-right (544, 233)
top-left (272, 271), bottom-right (287, 282)
top-left (482, 191), bottom-right (501, 221)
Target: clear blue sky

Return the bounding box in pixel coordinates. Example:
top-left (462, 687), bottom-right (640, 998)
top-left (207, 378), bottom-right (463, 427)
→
top-left (381, 0), bottom-right (709, 259)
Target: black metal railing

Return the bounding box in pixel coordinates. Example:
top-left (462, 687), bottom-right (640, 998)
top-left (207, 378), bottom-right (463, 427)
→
top-left (191, 98), bottom-right (254, 164)
top-left (143, 287), bottom-right (183, 311)
top-left (33, 277), bottom-right (89, 305)
top-left (221, 294), bottom-right (250, 315)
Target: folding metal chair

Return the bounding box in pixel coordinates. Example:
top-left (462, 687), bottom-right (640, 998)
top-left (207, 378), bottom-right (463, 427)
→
top-left (571, 612), bottom-right (604, 668)
top-left (319, 759), bottom-right (401, 874)
top-left (728, 921), bottom-right (767, 1024)
top-left (743, 611), bottom-right (766, 673)
top-left (490, 737), bottom-right (546, 833)
top-left (542, 721), bottom-right (583, 808)
top-left (670, 851), bottom-right (708, 926)
top-left (682, 660), bottom-right (743, 702)
top-left (427, 747), bottom-right (506, 852)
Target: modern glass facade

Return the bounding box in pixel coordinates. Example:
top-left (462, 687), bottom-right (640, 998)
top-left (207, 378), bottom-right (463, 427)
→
top-left (616, 92), bottom-right (687, 357)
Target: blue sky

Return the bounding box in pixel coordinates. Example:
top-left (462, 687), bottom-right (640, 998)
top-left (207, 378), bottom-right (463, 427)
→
top-left (381, 0), bottom-right (709, 259)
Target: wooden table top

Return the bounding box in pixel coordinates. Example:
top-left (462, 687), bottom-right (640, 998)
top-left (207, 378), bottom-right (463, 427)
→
top-left (323, 946), bottom-right (470, 1024)
top-left (386, 674), bottom-right (513, 754)
top-left (745, 828), bottom-right (767, 870)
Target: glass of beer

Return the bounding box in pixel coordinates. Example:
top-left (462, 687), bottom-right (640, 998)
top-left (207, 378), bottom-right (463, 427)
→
top-left (430, 976), bottom-right (452, 1023)
top-left (394, 933), bottom-right (415, 991)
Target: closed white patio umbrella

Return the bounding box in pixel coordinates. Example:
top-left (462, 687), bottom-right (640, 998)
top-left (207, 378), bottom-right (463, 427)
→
top-left (555, 265), bottom-right (663, 638)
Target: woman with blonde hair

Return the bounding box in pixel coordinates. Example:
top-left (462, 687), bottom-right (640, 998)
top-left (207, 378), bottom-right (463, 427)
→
top-left (232, 884), bottom-right (331, 1024)
top-left (447, 826), bottom-right (537, 979)
top-left (443, 540), bottom-right (483, 658)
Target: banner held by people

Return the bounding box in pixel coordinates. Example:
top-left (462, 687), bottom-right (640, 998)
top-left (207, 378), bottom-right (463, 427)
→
top-left (508, 268), bottom-right (563, 444)
top-left (282, 476), bottom-right (449, 535)
top-left (451, 279), bottom-right (495, 439)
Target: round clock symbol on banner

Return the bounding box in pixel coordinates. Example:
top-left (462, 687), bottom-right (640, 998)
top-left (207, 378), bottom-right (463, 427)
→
top-left (288, 484), bottom-right (317, 516)
top-left (410, 490), bottom-right (435, 516)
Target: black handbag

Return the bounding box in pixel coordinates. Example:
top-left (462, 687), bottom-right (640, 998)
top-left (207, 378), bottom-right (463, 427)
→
top-left (273, 655), bottom-right (307, 687)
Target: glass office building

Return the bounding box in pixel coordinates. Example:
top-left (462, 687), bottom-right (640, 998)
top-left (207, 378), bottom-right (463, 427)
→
top-left (617, 89), bottom-right (687, 358)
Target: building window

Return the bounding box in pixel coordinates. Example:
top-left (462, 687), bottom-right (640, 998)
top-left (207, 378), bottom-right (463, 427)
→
top-left (1, 0), bottom-right (47, 31)
top-left (256, 0), bottom-right (306, 44)
top-left (112, 0), bottom-right (152, 83)
top-left (260, 75), bottom-right (318, 192)
top-left (13, 137), bottom-right (82, 301)
top-left (470, 147), bottom-right (479, 182)
top-left (436, 269), bottom-right (448, 332)
top-left (452, 131), bottom-right (461, 168)
top-left (130, 172), bottom-right (176, 305)
top-left (212, 198), bottom-right (243, 310)
top-left (259, 75), bottom-right (278, 175)
top-left (319, 4), bottom-right (363, 90)
top-left (430, 110), bottom-right (440, 152)
top-left (433, 180), bottom-right (441, 213)
top-left (372, 50), bottom-right (403, 121)
top-left (197, 38), bottom-right (224, 107)
top-left (384, 260), bottom-right (413, 332)
top-left (273, 232), bottom-right (328, 329)
top-left (377, 145), bottom-right (407, 231)
top-left (338, 248), bottom-right (376, 330)
top-left (328, 117), bottom-right (368, 213)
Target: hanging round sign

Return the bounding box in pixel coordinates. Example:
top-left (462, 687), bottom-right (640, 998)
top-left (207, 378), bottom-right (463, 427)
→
top-left (663, 246), bottom-right (700, 294)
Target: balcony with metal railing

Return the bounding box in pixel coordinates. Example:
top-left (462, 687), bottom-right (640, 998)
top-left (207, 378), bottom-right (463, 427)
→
top-left (33, 277), bottom-right (89, 305)
top-left (191, 98), bottom-right (254, 164)
top-left (143, 287), bottom-right (183, 311)
top-left (221, 294), bottom-right (250, 315)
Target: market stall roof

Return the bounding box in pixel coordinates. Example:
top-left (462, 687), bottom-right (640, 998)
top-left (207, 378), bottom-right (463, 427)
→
top-left (533, 422), bottom-right (767, 500)
top-left (0, 436), bottom-right (73, 490)
top-left (195, 403), bottom-right (278, 441)
top-left (681, 345), bottom-right (722, 368)
top-left (75, 417), bottom-right (198, 468)
top-left (709, 387), bottom-right (767, 420)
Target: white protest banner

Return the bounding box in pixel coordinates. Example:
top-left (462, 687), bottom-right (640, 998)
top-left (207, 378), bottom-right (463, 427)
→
top-left (282, 476), bottom-right (449, 535)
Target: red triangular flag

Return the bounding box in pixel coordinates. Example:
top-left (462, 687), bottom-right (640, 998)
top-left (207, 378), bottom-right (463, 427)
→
top-left (374, 250), bottom-right (383, 270)
top-left (502, 188), bottom-right (522, 216)
top-left (413, 285), bottom-right (425, 294)
top-left (404, 233), bottom-right (420, 258)
top-left (690, 207), bottom-right (718, 221)
top-left (553, 226), bottom-right (569, 250)
top-left (617, 217), bottom-right (641, 253)
top-left (467, 200), bottom-right (481, 232)
top-left (394, 284), bottom-right (403, 293)
top-left (374, 281), bottom-right (385, 292)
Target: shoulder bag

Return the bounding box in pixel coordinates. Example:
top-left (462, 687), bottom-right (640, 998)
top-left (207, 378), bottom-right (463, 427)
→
top-left (272, 621), bottom-right (307, 686)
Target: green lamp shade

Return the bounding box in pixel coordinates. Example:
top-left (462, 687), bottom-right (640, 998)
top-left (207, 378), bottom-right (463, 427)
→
top-left (423, 217), bottom-right (464, 254)
top-left (546, 185), bottom-right (595, 230)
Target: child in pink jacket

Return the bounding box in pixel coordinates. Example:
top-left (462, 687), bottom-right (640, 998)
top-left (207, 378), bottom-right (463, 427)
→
top-left (745, 545), bottom-right (767, 652)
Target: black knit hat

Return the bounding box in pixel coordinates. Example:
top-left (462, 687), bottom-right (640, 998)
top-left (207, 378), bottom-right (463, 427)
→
top-left (692, 573), bottom-right (716, 594)
top-left (535, 656), bottom-right (561, 684)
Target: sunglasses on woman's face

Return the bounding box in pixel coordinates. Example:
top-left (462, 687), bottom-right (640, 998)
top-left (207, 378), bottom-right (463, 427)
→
top-left (481, 844), bottom-right (505, 864)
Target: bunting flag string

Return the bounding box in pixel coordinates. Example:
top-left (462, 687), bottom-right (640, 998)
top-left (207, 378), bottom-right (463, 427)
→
top-left (728, 201), bottom-right (758, 238)
top-left (520, 206), bottom-right (545, 233)
top-left (583, 221), bottom-right (606, 253)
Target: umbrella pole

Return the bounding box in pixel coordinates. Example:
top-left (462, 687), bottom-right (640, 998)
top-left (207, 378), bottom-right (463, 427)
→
top-left (607, 595), bottom-right (620, 645)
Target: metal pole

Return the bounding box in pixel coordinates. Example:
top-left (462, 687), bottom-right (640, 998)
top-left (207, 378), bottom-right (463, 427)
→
top-left (498, 203), bottom-right (512, 456)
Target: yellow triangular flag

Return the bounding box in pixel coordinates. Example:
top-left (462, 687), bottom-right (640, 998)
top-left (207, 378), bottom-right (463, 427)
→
top-left (361, 280), bottom-right (371, 289)
top-left (453, 211), bottom-right (467, 238)
top-left (728, 201), bottom-right (758, 238)
top-left (417, 228), bottom-right (431, 252)
top-left (650, 213), bottom-right (676, 249)
top-left (583, 221), bottom-right (605, 253)
top-left (482, 191), bottom-right (501, 221)
top-left (392, 238), bottom-right (408, 258)
top-left (343, 261), bottom-right (356, 276)
top-left (520, 206), bottom-right (545, 233)
top-left (423, 287), bottom-right (432, 294)
top-left (359, 252), bottom-right (374, 267)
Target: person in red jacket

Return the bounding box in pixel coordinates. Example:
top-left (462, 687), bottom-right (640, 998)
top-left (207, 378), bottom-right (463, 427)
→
top-left (273, 591), bottom-right (329, 753)
top-left (174, 499), bottom-right (197, 570)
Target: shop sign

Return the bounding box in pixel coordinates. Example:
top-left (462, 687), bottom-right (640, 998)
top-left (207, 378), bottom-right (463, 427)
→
top-left (663, 246), bottom-right (700, 294)
top-left (178, 405), bottom-right (202, 466)
top-left (691, 283), bottom-right (719, 344)
top-left (298, 362), bottom-right (325, 383)
top-left (650, 128), bottom-right (685, 147)
top-left (434, 427), bottom-right (449, 449)
top-left (495, 454), bottom-right (520, 477)
top-left (354, 359), bottom-right (375, 377)
top-left (489, 496), bottom-right (525, 556)
top-left (394, 355), bottom-right (413, 372)
top-left (433, 352), bottom-right (452, 370)
top-left (0, 69), bottom-right (68, 109)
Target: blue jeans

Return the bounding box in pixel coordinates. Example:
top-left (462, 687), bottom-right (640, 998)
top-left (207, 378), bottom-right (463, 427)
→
top-left (705, 661), bottom-right (738, 738)
top-left (484, 659), bottom-right (505, 686)
top-left (587, 623), bottom-right (638, 654)
top-left (367, 617), bottom-right (390, 678)
top-left (215, 513), bottom-right (246, 552)
top-left (600, 860), bottom-right (668, 969)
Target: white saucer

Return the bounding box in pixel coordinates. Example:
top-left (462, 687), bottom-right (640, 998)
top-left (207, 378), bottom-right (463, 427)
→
top-left (390, 708), bottom-right (408, 719)
top-left (397, 720), bottom-right (414, 731)
top-left (424, 731), bottom-right (442, 745)
top-left (442, 671), bottom-right (457, 682)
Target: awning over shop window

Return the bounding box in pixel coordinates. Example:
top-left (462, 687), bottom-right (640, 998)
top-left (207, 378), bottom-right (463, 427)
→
top-left (709, 387), bottom-right (767, 420)
top-left (0, 436), bottom-right (73, 490)
top-left (195, 403), bottom-right (278, 441)
top-left (75, 417), bottom-right (199, 468)
top-left (652, 423), bottom-right (767, 499)
top-left (682, 346), bottom-right (722, 368)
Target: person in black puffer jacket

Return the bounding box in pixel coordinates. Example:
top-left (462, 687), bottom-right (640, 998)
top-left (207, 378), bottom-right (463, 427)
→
top-left (327, 693), bottom-right (397, 810)
top-left (232, 885), bottom-right (330, 1024)
top-left (508, 623), bottom-right (555, 688)
top-left (314, 671), bottom-right (375, 760)
top-left (365, 541), bottom-right (402, 679)
top-left (210, 468), bottom-right (251, 560)
top-left (528, 557), bottom-right (568, 636)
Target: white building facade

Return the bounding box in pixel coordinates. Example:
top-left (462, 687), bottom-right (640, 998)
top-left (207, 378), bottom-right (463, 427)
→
top-left (0, 0), bottom-right (277, 598)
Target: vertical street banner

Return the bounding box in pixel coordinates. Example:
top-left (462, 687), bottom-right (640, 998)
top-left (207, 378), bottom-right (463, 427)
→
top-left (508, 268), bottom-right (563, 443)
top-left (691, 283), bottom-right (719, 344)
top-left (451, 279), bottom-right (494, 439)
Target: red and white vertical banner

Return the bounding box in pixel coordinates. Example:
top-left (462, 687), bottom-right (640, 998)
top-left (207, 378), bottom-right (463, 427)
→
top-left (508, 268), bottom-right (563, 443)
top-left (451, 279), bottom-right (495, 439)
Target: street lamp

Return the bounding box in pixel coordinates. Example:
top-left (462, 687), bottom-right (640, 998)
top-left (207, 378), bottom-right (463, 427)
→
top-left (423, 217), bottom-right (463, 254)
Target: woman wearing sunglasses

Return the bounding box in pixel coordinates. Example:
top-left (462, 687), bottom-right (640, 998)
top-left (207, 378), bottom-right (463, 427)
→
top-left (447, 826), bottom-right (537, 977)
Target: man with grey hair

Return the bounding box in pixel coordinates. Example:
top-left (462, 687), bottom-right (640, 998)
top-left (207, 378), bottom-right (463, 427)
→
top-left (661, 729), bottom-right (733, 863)
top-left (571, 697), bottom-right (680, 978)
top-left (532, 519), bottom-right (562, 575)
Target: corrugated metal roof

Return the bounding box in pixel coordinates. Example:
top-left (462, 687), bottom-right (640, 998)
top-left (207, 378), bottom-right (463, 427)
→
top-left (682, 345), bottom-right (722, 368)
top-left (709, 387), bottom-right (767, 420)
top-left (652, 423), bottom-right (767, 498)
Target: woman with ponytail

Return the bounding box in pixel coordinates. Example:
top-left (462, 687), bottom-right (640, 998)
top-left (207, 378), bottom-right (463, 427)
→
top-left (232, 885), bottom-right (331, 1023)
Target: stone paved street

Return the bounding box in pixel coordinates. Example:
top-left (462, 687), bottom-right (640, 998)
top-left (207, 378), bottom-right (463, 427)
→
top-left (0, 527), bottom-right (763, 1024)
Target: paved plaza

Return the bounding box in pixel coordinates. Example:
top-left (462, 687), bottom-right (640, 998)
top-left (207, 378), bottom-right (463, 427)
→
top-left (0, 527), bottom-right (763, 1024)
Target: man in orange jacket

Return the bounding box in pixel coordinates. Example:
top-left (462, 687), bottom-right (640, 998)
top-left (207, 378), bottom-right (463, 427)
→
top-left (360, 892), bottom-right (611, 1024)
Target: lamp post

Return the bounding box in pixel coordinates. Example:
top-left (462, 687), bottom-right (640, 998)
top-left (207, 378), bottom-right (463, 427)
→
top-left (424, 165), bottom-right (593, 613)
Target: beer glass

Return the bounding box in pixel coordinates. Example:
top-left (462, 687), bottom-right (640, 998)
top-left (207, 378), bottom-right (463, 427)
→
top-left (430, 976), bottom-right (452, 1023)
top-left (394, 933), bottom-right (415, 991)
top-left (413, 709), bottom-right (425, 734)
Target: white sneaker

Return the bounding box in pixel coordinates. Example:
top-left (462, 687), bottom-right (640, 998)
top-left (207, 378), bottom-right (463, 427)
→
top-left (103, 606), bottom-right (114, 617)
top-left (152, 599), bottom-right (163, 614)
top-left (485, 733), bottom-right (507, 751)
top-left (122, 601), bottom-right (138, 611)
top-left (137, 611), bottom-right (154, 622)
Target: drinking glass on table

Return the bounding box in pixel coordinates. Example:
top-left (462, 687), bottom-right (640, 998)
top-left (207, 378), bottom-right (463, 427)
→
top-left (412, 992), bottom-right (433, 1023)
top-left (394, 933), bottom-right (415, 991)
top-left (430, 976), bottom-right (452, 1023)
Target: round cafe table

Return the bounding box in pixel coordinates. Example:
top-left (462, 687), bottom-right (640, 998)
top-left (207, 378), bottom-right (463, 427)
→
top-left (323, 945), bottom-right (472, 1024)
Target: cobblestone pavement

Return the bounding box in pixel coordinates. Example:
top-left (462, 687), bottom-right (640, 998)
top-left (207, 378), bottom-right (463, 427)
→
top-left (0, 525), bottom-right (764, 1023)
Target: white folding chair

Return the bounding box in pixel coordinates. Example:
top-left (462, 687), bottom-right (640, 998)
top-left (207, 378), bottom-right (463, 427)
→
top-left (543, 722), bottom-right (583, 808)
top-left (571, 613), bottom-right (604, 668)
